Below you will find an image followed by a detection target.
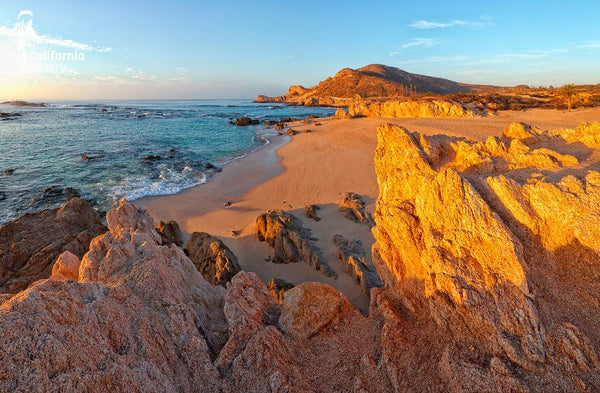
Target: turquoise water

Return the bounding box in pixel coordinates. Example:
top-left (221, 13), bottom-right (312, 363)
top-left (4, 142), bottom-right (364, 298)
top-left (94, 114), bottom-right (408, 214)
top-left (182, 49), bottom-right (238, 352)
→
top-left (0, 99), bottom-right (334, 224)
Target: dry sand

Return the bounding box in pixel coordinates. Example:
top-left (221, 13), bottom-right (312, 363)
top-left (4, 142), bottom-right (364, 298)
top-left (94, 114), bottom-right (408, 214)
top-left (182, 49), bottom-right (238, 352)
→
top-left (136, 107), bottom-right (600, 311)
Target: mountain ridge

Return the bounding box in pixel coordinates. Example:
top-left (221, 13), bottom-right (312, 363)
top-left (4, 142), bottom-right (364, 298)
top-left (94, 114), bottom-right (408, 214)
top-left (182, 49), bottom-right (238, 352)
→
top-left (255, 64), bottom-right (500, 105)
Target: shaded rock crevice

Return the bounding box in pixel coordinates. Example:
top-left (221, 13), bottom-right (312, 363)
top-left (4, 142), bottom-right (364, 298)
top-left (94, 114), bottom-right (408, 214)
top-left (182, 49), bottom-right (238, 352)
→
top-left (256, 210), bottom-right (336, 277)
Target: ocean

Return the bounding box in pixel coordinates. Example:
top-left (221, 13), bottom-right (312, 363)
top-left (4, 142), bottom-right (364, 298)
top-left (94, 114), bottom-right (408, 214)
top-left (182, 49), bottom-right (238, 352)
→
top-left (0, 99), bottom-right (335, 224)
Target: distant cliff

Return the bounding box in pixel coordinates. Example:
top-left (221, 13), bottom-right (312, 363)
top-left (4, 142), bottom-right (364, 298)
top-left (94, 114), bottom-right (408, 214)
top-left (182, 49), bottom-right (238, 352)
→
top-left (255, 64), bottom-right (495, 106)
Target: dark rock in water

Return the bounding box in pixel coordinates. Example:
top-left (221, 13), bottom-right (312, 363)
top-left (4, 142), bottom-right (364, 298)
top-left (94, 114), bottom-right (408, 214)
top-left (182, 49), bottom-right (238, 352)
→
top-left (1, 100), bottom-right (46, 107)
top-left (286, 129), bottom-right (298, 136)
top-left (307, 114), bottom-right (319, 119)
top-left (156, 220), bottom-right (183, 247)
top-left (100, 108), bottom-right (108, 112)
top-left (44, 186), bottom-right (80, 199)
top-left (0, 191), bottom-right (6, 201)
top-left (142, 155), bottom-right (161, 163)
top-left (185, 232), bottom-right (241, 286)
top-left (169, 148), bottom-right (176, 153)
top-left (224, 201), bottom-right (232, 207)
top-left (80, 154), bottom-right (94, 161)
top-left (333, 234), bottom-right (382, 295)
top-left (234, 116), bottom-right (260, 126)
top-left (264, 120), bottom-right (279, 126)
top-left (204, 162), bottom-right (215, 169)
top-left (273, 122), bottom-right (285, 130)
top-left (1, 168), bottom-right (15, 176)
top-left (29, 186), bottom-right (81, 210)
top-left (305, 204), bottom-right (321, 222)
top-left (0, 198), bottom-right (106, 294)
top-left (279, 117), bottom-right (298, 122)
top-left (0, 112), bottom-right (22, 119)
top-left (268, 278), bottom-right (295, 304)
top-left (256, 210), bottom-right (336, 277)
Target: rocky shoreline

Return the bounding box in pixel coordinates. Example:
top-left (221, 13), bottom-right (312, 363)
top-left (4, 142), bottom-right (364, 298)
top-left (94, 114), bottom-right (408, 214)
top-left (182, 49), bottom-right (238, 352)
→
top-left (1, 113), bottom-right (600, 391)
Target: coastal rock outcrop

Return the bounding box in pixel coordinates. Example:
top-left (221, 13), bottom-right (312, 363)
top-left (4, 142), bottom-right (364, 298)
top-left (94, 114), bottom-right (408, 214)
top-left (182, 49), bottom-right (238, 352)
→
top-left (339, 192), bottom-right (375, 227)
top-left (268, 278), bottom-right (295, 304)
top-left (156, 219), bottom-right (183, 247)
top-left (333, 234), bottom-right (381, 295)
top-left (279, 282), bottom-right (358, 340)
top-left (0, 197), bottom-right (106, 293)
top-left (256, 210), bottom-right (336, 277)
top-left (348, 99), bottom-right (478, 118)
top-left (186, 231), bottom-right (241, 286)
top-left (1, 199), bottom-right (380, 392)
top-left (548, 121), bottom-right (600, 148)
top-left (0, 200), bottom-right (229, 392)
top-left (234, 116), bottom-right (260, 126)
top-left (335, 108), bottom-right (352, 119)
top-left (371, 123), bottom-right (600, 391)
top-left (305, 204), bottom-right (321, 221)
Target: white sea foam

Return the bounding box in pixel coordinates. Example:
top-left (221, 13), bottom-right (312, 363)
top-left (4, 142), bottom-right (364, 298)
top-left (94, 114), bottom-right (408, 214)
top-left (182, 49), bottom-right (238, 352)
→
top-left (105, 165), bottom-right (207, 202)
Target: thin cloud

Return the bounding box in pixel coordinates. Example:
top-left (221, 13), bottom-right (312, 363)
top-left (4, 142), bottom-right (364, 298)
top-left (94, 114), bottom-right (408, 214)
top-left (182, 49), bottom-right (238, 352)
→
top-left (577, 41), bottom-right (600, 50)
top-left (124, 67), bottom-right (157, 81)
top-left (388, 51), bottom-right (400, 56)
top-left (408, 18), bottom-right (493, 29)
top-left (0, 10), bottom-right (109, 52)
top-left (396, 55), bottom-right (469, 65)
top-left (465, 52), bottom-right (550, 66)
top-left (402, 38), bottom-right (435, 49)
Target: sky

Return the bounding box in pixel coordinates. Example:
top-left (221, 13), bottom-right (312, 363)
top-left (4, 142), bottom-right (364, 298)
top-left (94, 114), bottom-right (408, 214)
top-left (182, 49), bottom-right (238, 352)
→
top-left (0, 0), bottom-right (599, 99)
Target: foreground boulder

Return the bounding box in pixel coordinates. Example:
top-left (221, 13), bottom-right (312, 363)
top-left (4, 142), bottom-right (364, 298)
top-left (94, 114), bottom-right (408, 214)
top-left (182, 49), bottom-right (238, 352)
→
top-left (186, 232), bottom-right (241, 286)
top-left (371, 123), bottom-right (600, 391)
top-left (0, 200), bottom-right (228, 392)
top-left (279, 282), bottom-right (358, 340)
top-left (256, 210), bottom-right (336, 277)
top-left (1, 200), bottom-right (381, 392)
top-left (0, 197), bottom-right (106, 293)
top-left (156, 219), bottom-right (183, 247)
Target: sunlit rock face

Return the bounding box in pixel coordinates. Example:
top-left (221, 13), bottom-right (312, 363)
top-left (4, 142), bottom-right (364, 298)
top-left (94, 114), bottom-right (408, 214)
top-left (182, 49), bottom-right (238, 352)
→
top-left (372, 123), bottom-right (600, 392)
top-left (348, 100), bottom-right (478, 118)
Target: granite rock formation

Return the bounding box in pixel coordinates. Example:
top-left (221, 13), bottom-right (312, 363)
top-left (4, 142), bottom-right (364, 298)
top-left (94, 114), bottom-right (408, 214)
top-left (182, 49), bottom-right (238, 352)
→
top-left (333, 234), bottom-right (381, 295)
top-left (156, 220), bottom-right (183, 247)
top-left (339, 192), bottom-right (375, 227)
top-left (186, 231), bottom-right (241, 286)
top-left (348, 99), bottom-right (478, 118)
top-left (371, 123), bottom-right (600, 391)
top-left (0, 197), bottom-right (106, 293)
top-left (335, 108), bottom-right (352, 119)
top-left (256, 210), bottom-right (336, 277)
top-left (268, 278), bottom-right (295, 304)
top-left (0, 200), bottom-right (379, 392)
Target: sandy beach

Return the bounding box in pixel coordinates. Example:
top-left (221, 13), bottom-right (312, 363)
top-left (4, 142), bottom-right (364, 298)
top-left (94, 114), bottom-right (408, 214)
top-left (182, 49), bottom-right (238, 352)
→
top-left (136, 107), bottom-right (600, 311)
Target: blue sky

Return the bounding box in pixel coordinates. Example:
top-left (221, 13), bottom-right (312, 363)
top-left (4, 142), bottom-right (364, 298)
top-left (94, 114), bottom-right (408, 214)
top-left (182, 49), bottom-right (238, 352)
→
top-left (0, 0), bottom-right (598, 99)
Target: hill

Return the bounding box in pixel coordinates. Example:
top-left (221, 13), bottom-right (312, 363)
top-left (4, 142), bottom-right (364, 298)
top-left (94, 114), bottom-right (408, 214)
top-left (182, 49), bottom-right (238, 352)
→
top-left (255, 64), bottom-right (497, 105)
